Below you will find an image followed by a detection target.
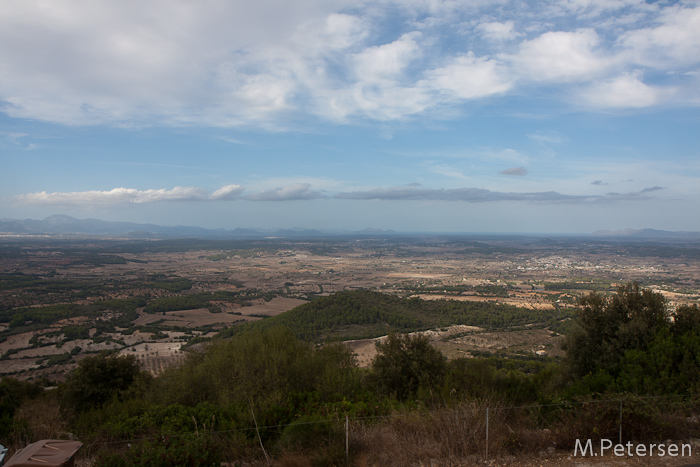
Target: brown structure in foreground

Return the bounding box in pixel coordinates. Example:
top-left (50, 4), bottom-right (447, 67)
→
top-left (3, 440), bottom-right (82, 467)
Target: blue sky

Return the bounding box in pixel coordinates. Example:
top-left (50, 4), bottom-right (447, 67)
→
top-left (1, 0), bottom-right (699, 233)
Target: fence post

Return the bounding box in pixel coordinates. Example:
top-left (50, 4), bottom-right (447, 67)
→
top-left (619, 399), bottom-right (622, 445)
top-left (485, 407), bottom-right (489, 462)
top-left (249, 400), bottom-right (270, 465)
top-left (346, 414), bottom-right (349, 466)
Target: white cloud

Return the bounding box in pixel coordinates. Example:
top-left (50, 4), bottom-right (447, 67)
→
top-left (422, 52), bottom-right (512, 99)
top-left (14, 185), bottom-right (244, 205)
top-left (218, 136), bottom-right (251, 145)
top-left (1, 0), bottom-right (699, 128)
top-left (476, 20), bottom-right (519, 42)
top-left (428, 164), bottom-right (470, 180)
top-left (0, 131), bottom-right (42, 150)
top-left (577, 70), bottom-right (667, 108)
top-left (508, 29), bottom-right (611, 83)
top-left (8, 177), bottom-right (673, 210)
top-left (619, 5), bottom-right (700, 69)
top-left (314, 32), bottom-right (441, 121)
top-left (320, 81), bottom-right (435, 121)
top-left (245, 183), bottom-right (326, 201)
top-left (351, 32), bottom-right (423, 82)
top-left (248, 177), bottom-right (347, 192)
top-left (334, 186), bottom-right (587, 202)
top-left (0, 0), bottom-right (357, 126)
top-left (334, 184), bottom-right (662, 203)
top-left (527, 131), bottom-right (567, 144)
top-left (14, 187), bottom-right (209, 205)
top-left (555, 0), bottom-right (645, 17)
top-left (210, 184), bottom-right (245, 200)
top-left (294, 13), bottom-right (368, 52)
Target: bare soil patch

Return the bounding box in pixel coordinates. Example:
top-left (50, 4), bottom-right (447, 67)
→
top-left (436, 327), bottom-right (566, 359)
top-left (387, 273), bottom-right (453, 279)
top-left (346, 325), bottom-right (484, 367)
top-left (344, 337), bottom-right (383, 367)
top-left (132, 297), bottom-right (306, 328)
top-left (417, 293), bottom-right (556, 310)
top-left (236, 296), bottom-right (307, 316)
top-left (133, 308), bottom-right (253, 327)
top-left (0, 332), bottom-right (35, 354)
top-left (0, 359), bottom-right (39, 374)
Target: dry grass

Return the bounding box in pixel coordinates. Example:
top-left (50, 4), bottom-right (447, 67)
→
top-left (7, 395), bottom-right (71, 455)
top-left (8, 396), bottom-right (700, 467)
top-left (348, 401), bottom-right (548, 466)
top-left (263, 400), bottom-right (700, 467)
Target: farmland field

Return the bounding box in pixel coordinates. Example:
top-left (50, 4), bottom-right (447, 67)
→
top-left (0, 234), bottom-right (698, 379)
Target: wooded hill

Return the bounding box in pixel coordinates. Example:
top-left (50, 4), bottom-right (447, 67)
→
top-left (217, 290), bottom-right (573, 342)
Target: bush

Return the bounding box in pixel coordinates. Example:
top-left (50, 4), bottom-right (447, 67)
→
top-left (370, 332), bottom-right (446, 400)
top-left (94, 435), bottom-right (222, 467)
top-left (61, 353), bottom-right (151, 413)
top-left (150, 327), bottom-right (359, 426)
top-left (0, 378), bottom-right (43, 439)
top-left (276, 415), bottom-right (346, 466)
top-left (551, 394), bottom-right (694, 449)
top-left (563, 283), bottom-right (668, 380)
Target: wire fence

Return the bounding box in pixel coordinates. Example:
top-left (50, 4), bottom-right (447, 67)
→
top-left (82, 392), bottom-right (700, 463)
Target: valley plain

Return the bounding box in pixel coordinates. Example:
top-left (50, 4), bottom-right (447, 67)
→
top-left (1, 233), bottom-right (698, 381)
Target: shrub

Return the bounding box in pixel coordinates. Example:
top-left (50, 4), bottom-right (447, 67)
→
top-left (150, 327), bottom-right (358, 420)
top-left (61, 353), bottom-right (151, 413)
top-left (276, 415), bottom-right (346, 466)
top-left (551, 394), bottom-right (694, 449)
top-left (94, 435), bottom-right (222, 467)
top-left (370, 332), bottom-right (446, 401)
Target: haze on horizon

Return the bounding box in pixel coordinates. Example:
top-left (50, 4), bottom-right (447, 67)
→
top-left (1, 0), bottom-right (699, 234)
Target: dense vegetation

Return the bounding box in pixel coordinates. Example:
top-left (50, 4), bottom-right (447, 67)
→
top-left (218, 290), bottom-right (572, 342)
top-left (564, 283), bottom-right (700, 396)
top-left (0, 283), bottom-right (699, 466)
top-left (0, 298), bottom-right (144, 340)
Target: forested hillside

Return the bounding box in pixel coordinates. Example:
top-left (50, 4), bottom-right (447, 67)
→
top-left (217, 289), bottom-right (572, 341)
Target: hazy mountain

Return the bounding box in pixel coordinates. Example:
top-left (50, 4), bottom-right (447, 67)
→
top-left (2, 216), bottom-right (697, 240)
top-left (0, 215), bottom-right (226, 237)
top-left (0, 215), bottom-right (398, 239)
top-left (592, 228), bottom-right (700, 239)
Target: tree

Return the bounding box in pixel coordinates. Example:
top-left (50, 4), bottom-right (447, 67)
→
top-left (151, 327), bottom-right (359, 418)
top-left (671, 303), bottom-right (700, 336)
top-left (61, 352), bottom-right (149, 413)
top-left (370, 332), bottom-right (446, 400)
top-left (615, 304), bottom-right (700, 395)
top-left (562, 282), bottom-right (669, 380)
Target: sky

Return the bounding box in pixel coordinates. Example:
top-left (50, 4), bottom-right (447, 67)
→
top-left (1, 0), bottom-right (699, 234)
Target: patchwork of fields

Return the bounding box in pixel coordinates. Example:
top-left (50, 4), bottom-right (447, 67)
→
top-left (0, 235), bottom-right (698, 379)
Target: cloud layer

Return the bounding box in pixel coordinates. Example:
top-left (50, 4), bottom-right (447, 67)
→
top-left (14, 185), bottom-right (243, 205)
top-left (1, 0), bottom-right (699, 127)
top-left (13, 183), bottom-right (664, 206)
top-left (500, 167), bottom-right (528, 176)
top-left (243, 183), bottom-right (325, 201)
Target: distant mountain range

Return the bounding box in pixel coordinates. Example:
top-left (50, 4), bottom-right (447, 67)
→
top-left (0, 215), bottom-right (397, 238)
top-left (591, 228), bottom-right (700, 239)
top-left (1, 215), bottom-right (698, 240)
